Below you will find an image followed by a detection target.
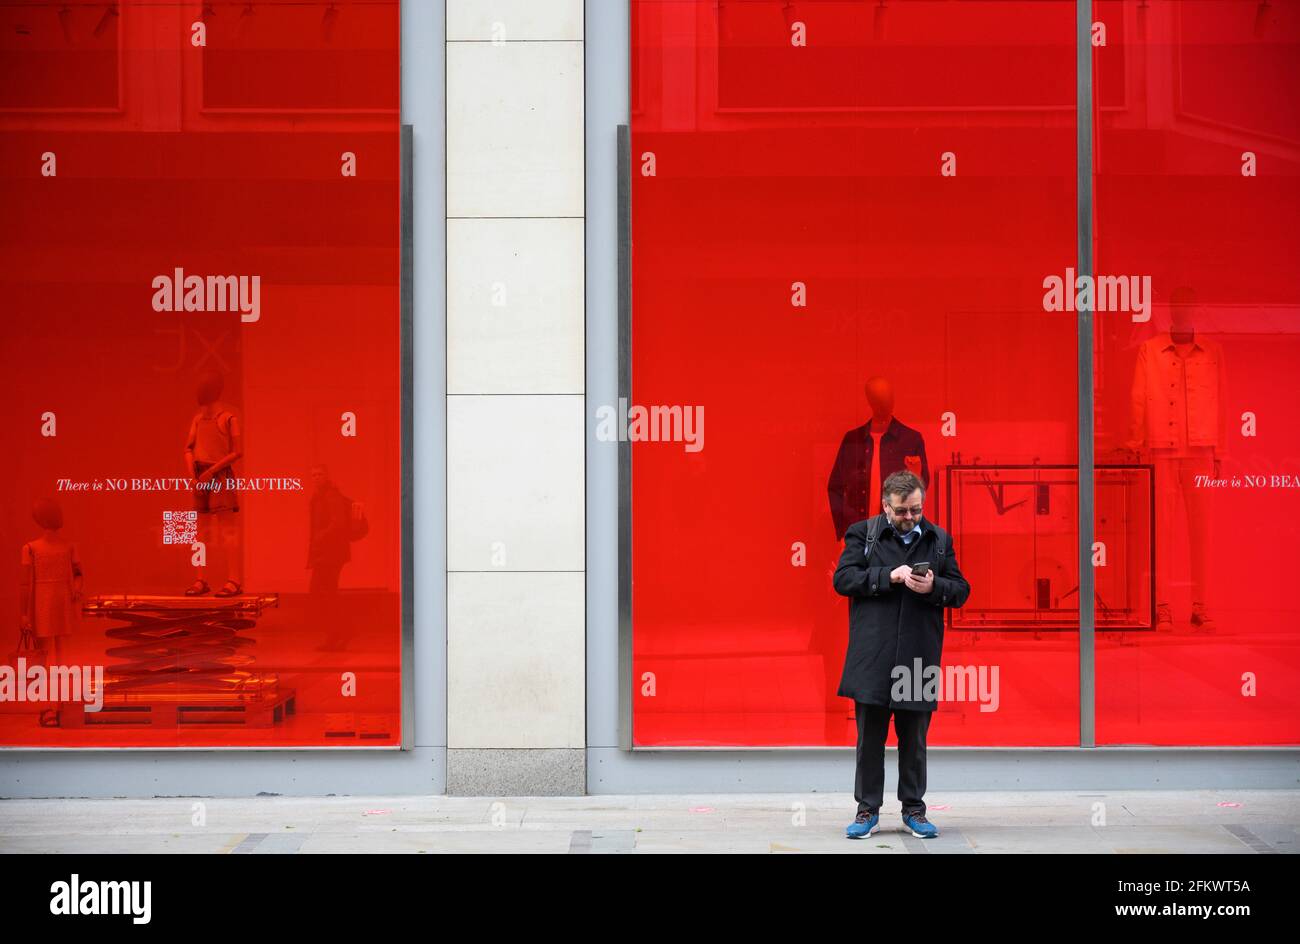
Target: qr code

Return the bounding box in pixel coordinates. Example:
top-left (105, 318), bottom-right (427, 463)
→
top-left (163, 510), bottom-right (198, 545)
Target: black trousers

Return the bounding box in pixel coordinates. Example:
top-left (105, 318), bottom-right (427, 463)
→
top-left (854, 701), bottom-right (932, 816)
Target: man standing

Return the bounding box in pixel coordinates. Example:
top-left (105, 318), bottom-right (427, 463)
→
top-left (833, 470), bottom-right (970, 839)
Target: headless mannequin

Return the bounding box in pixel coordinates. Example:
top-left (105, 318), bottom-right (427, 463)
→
top-left (1171, 325), bottom-right (1195, 353)
top-left (1152, 305), bottom-right (1218, 628)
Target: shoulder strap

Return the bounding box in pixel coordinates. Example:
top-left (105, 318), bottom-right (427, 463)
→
top-left (863, 515), bottom-right (883, 562)
top-left (930, 524), bottom-right (950, 558)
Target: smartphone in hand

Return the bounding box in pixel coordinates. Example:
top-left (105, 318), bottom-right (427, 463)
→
top-left (910, 562), bottom-right (931, 577)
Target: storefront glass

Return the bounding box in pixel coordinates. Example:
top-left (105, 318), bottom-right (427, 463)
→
top-left (1091, 0), bottom-right (1300, 745)
top-left (0, 0), bottom-right (404, 747)
top-left (629, 0), bottom-right (1299, 747)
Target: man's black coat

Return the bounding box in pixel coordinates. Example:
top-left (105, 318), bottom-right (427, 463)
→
top-left (833, 514), bottom-right (971, 711)
top-left (826, 416), bottom-right (931, 541)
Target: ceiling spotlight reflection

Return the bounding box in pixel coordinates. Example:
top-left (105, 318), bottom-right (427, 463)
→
top-left (322, 3), bottom-right (339, 43)
top-left (238, 3), bottom-right (254, 42)
top-left (58, 5), bottom-right (74, 45)
top-left (781, 1), bottom-right (797, 31)
top-left (93, 4), bottom-right (119, 39)
top-left (1254, 1), bottom-right (1273, 39)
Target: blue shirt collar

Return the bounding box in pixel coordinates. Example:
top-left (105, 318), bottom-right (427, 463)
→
top-left (891, 516), bottom-right (925, 543)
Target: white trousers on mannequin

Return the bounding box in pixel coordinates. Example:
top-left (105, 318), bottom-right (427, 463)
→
top-left (1150, 447), bottom-right (1213, 607)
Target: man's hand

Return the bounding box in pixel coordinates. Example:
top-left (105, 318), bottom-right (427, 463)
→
top-left (889, 564), bottom-right (912, 584)
top-left (903, 568), bottom-right (935, 594)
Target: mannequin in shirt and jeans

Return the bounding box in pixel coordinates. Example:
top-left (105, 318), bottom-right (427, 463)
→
top-left (1124, 286), bottom-right (1226, 634)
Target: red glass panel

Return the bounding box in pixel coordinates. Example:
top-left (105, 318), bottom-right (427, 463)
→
top-left (0, 0), bottom-right (402, 747)
top-left (631, 0), bottom-right (1080, 746)
top-left (1092, 0), bottom-right (1300, 745)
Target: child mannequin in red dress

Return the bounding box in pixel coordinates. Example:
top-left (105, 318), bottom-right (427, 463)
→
top-left (20, 497), bottom-right (83, 726)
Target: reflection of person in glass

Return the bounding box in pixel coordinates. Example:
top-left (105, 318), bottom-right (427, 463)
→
top-left (19, 498), bottom-right (83, 727)
top-left (835, 471), bottom-right (970, 840)
top-left (307, 464), bottom-right (352, 593)
top-left (1124, 286), bottom-right (1226, 634)
top-left (183, 370), bottom-right (244, 597)
top-left (827, 376), bottom-right (930, 542)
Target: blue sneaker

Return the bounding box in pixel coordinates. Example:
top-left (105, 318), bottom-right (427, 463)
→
top-left (846, 810), bottom-right (879, 839)
top-left (902, 810), bottom-right (939, 838)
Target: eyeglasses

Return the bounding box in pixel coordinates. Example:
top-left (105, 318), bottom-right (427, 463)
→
top-left (889, 506), bottom-right (923, 518)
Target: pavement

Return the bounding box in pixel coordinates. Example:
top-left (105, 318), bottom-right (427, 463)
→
top-left (1, 789), bottom-right (1297, 853)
